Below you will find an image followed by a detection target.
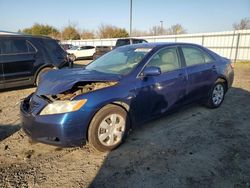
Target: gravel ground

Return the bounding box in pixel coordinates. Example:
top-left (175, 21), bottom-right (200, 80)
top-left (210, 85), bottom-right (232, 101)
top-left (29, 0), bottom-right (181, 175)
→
top-left (0, 62), bottom-right (250, 188)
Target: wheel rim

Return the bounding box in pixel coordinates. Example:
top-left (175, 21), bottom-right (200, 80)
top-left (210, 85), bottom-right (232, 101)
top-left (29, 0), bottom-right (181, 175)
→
top-left (212, 84), bottom-right (224, 106)
top-left (97, 114), bottom-right (125, 147)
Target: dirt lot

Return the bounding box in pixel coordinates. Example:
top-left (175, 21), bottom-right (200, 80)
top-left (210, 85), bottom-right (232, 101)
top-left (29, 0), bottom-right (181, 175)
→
top-left (0, 62), bottom-right (250, 188)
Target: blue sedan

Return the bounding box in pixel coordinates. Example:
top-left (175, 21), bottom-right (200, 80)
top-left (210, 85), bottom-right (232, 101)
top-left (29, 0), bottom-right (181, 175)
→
top-left (20, 43), bottom-right (234, 152)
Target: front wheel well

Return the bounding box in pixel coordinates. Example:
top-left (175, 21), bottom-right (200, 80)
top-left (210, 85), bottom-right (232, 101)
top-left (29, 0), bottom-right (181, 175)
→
top-left (34, 65), bottom-right (54, 85)
top-left (85, 102), bottom-right (131, 142)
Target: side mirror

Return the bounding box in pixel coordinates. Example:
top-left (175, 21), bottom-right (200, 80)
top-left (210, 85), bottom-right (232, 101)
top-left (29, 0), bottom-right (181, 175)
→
top-left (141, 66), bottom-right (161, 77)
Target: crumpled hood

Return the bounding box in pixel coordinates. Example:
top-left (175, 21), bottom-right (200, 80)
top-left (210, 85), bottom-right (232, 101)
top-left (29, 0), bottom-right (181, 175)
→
top-left (36, 68), bottom-right (121, 95)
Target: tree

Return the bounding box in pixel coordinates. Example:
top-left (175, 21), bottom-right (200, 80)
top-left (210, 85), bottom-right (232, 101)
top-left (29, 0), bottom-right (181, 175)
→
top-left (131, 29), bottom-right (149, 37)
top-left (81, 30), bottom-right (95, 39)
top-left (97, 24), bottom-right (129, 38)
top-left (22, 23), bottom-right (59, 37)
top-left (233, 18), bottom-right (250, 30)
top-left (149, 26), bottom-right (168, 36)
top-left (61, 25), bottom-right (80, 40)
top-left (167, 24), bottom-right (186, 35)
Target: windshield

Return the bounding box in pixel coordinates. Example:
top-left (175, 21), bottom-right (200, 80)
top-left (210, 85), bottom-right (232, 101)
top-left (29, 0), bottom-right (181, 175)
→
top-left (86, 46), bottom-right (152, 75)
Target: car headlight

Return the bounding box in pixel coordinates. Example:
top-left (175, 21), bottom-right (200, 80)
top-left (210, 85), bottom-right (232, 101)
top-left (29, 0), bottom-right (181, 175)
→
top-left (40, 99), bottom-right (87, 115)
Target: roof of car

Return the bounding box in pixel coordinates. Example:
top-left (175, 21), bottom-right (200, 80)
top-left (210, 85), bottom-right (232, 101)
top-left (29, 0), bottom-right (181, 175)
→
top-left (0, 33), bottom-right (54, 40)
top-left (117, 38), bottom-right (147, 40)
top-left (118, 42), bottom-right (203, 49)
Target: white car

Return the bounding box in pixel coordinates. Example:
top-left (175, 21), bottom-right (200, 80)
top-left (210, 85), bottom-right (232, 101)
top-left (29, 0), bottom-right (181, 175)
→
top-left (67, 46), bottom-right (96, 60)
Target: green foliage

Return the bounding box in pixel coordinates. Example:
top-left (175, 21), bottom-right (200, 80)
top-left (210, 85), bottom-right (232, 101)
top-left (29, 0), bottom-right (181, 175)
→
top-left (22, 23), bottom-right (59, 36)
top-left (61, 26), bottom-right (80, 40)
top-left (97, 24), bottom-right (129, 38)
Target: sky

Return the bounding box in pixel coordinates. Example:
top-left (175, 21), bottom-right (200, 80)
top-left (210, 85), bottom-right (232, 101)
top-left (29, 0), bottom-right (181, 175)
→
top-left (0, 0), bottom-right (249, 34)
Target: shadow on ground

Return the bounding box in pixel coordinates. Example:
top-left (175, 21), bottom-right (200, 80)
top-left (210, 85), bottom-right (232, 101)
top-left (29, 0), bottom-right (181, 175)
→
top-left (0, 124), bottom-right (21, 142)
top-left (90, 87), bottom-right (250, 188)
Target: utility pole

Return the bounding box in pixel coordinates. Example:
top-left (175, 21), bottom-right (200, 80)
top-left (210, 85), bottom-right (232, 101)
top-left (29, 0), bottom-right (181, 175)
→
top-left (130, 0), bottom-right (133, 36)
top-left (160, 20), bottom-right (163, 35)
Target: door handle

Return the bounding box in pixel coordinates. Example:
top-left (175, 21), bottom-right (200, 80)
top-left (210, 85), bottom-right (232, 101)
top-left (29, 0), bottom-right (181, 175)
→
top-left (212, 65), bottom-right (216, 70)
top-left (178, 73), bottom-right (186, 79)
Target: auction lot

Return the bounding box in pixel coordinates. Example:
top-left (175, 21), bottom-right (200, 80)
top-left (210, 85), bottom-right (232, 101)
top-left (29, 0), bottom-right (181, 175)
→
top-left (0, 61), bottom-right (250, 187)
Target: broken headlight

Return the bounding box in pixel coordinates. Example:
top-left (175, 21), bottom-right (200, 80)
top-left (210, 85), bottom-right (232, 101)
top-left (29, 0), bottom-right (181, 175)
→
top-left (40, 99), bottom-right (87, 115)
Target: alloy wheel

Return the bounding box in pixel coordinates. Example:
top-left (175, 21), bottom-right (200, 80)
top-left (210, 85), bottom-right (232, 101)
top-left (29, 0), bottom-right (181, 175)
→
top-left (212, 84), bottom-right (224, 106)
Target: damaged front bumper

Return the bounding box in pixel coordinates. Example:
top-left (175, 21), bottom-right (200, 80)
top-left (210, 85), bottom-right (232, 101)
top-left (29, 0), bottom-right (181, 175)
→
top-left (20, 93), bottom-right (89, 147)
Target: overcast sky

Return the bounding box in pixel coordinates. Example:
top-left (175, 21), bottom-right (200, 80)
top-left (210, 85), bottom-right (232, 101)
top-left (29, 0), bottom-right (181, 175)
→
top-left (0, 0), bottom-right (249, 33)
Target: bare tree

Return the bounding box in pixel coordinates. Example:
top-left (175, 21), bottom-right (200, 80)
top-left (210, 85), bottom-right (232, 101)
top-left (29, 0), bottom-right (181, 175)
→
top-left (149, 26), bottom-right (168, 36)
top-left (81, 30), bottom-right (95, 39)
top-left (167, 24), bottom-right (186, 35)
top-left (233, 18), bottom-right (250, 30)
top-left (131, 29), bottom-right (149, 37)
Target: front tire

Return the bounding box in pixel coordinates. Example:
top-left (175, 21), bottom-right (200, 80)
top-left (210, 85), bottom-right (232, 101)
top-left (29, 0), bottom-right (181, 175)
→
top-left (206, 82), bottom-right (225, 108)
top-left (88, 104), bottom-right (129, 152)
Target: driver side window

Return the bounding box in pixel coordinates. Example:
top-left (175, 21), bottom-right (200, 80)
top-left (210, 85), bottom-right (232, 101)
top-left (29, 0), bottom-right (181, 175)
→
top-left (146, 47), bottom-right (180, 73)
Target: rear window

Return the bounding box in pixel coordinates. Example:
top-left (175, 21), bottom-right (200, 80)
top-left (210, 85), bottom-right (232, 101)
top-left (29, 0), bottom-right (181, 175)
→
top-left (182, 46), bottom-right (214, 66)
top-left (41, 39), bottom-right (66, 55)
top-left (43, 39), bottom-right (60, 51)
top-left (0, 39), bottom-right (36, 54)
top-left (132, 39), bottom-right (147, 44)
top-left (86, 46), bottom-right (95, 49)
top-left (80, 46), bottom-right (95, 50)
top-left (116, 39), bottom-right (130, 47)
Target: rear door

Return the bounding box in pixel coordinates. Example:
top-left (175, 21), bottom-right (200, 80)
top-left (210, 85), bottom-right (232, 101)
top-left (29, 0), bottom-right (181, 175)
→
top-left (84, 46), bottom-right (95, 57)
top-left (1, 38), bottom-right (37, 86)
top-left (77, 46), bottom-right (95, 58)
top-left (76, 46), bottom-right (87, 58)
top-left (180, 45), bottom-right (217, 100)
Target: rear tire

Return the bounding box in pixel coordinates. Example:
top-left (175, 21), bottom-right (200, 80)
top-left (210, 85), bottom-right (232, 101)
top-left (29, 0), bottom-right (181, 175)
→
top-left (69, 54), bottom-right (76, 61)
top-left (35, 67), bottom-right (52, 86)
top-left (88, 104), bottom-right (130, 152)
top-left (206, 81), bottom-right (225, 108)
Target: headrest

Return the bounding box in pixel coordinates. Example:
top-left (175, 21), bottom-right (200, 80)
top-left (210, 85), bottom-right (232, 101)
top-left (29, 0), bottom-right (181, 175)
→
top-left (161, 51), bottom-right (175, 64)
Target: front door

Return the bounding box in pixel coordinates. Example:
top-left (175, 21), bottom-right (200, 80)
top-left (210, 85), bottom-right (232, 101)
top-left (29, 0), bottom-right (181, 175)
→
top-left (132, 47), bottom-right (188, 123)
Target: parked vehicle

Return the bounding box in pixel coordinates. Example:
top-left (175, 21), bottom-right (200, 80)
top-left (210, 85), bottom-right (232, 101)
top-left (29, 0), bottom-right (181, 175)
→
top-left (93, 38), bottom-right (148, 60)
top-left (116, 38), bottom-right (148, 47)
top-left (21, 43), bottom-right (234, 152)
top-left (0, 34), bottom-right (70, 89)
top-left (60, 43), bottom-right (73, 51)
top-left (93, 46), bottom-right (113, 60)
top-left (66, 46), bottom-right (79, 53)
top-left (67, 45), bottom-right (96, 60)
